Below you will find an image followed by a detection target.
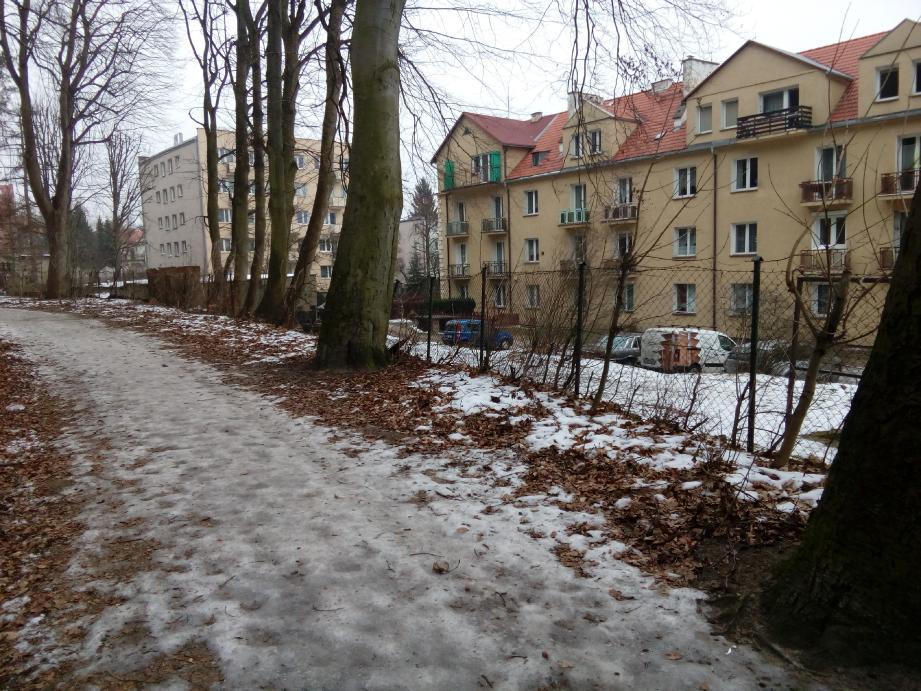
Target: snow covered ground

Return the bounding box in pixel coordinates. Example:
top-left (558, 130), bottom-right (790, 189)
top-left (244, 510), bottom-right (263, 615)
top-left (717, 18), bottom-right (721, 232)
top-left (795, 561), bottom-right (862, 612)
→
top-left (0, 306), bottom-right (811, 688)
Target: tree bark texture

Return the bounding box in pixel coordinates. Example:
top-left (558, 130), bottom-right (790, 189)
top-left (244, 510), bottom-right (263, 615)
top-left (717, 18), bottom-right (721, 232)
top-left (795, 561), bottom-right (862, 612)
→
top-left (285, 0), bottom-right (346, 321)
top-left (230, 0), bottom-right (251, 315)
top-left (243, 9), bottom-right (266, 315)
top-left (765, 184), bottom-right (921, 665)
top-left (316, 0), bottom-right (405, 369)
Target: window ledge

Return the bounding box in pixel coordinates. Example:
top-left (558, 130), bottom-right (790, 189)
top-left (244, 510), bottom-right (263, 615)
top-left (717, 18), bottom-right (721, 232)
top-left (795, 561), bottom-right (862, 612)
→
top-left (673, 194), bottom-right (697, 200)
top-left (697, 130), bottom-right (712, 135)
top-left (672, 254), bottom-right (698, 259)
top-left (523, 213), bottom-right (539, 217)
top-left (524, 260), bottom-right (539, 264)
top-left (731, 252), bottom-right (757, 257)
top-left (673, 311), bottom-right (697, 316)
top-left (731, 187), bottom-right (758, 193)
top-left (875, 96), bottom-right (899, 103)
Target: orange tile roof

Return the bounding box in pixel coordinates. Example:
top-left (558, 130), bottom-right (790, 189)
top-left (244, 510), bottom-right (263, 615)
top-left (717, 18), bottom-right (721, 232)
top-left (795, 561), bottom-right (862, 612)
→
top-left (799, 31), bottom-right (888, 122)
top-left (448, 29), bottom-right (893, 181)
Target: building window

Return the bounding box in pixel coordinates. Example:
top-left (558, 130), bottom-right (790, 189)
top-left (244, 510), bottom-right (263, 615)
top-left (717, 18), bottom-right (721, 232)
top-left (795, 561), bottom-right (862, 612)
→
top-left (218, 238), bottom-right (232, 252)
top-left (174, 155), bottom-right (180, 169)
top-left (492, 195), bottom-right (503, 219)
top-left (588, 129), bottom-right (602, 154)
top-left (900, 135), bottom-right (920, 170)
top-left (162, 188), bottom-right (169, 202)
top-left (623, 283), bottom-right (635, 312)
top-left (674, 227), bottom-right (697, 257)
top-left (181, 240), bottom-right (188, 254)
top-left (617, 177), bottom-right (633, 204)
top-left (471, 153), bottom-right (490, 181)
top-left (168, 159), bottom-right (173, 174)
top-left (526, 284), bottom-right (540, 309)
top-left (674, 166), bottom-right (697, 198)
top-left (217, 208), bottom-right (231, 223)
top-left (295, 211), bottom-right (309, 224)
top-left (295, 184), bottom-right (307, 197)
top-left (157, 217), bottom-right (163, 229)
top-left (732, 222), bottom-right (757, 254)
top-left (572, 183), bottom-right (587, 210)
top-left (616, 231), bottom-right (632, 258)
top-left (160, 162), bottom-right (166, 176)
top-left (878, 66), bottom-right (899, 100)
top-left (173, 241), bottom-right (180, 256)
top-left (319, 238), bottom-right (333, 253)
top-left (722, 99), bottom-right (738, 129)
top-left (570, 134), bottom-right (583, 157)
top-left (733, 157), bottom-right (758, 191)
top-left (320, 265), bottom-right (333, 279)
top-left (761, 87), bottom-right (798, 113)
top-left (172, 214), bottom-right (178, 230)
top-left (914, 60), bottom-right (921, 95)
top-left (697, 104), bottom-right (712, 134)
top-left (525, 238), bottom-right (539, 263)
top-left (813, 283), bottom-right (831, 316)
top-left (894, 211), bottom-right (908, 252)
top-left (170, 187), bottom-right (176, 201)
top-left (818, 145), bottom-right (846, 180)
top-left (673, 283), bottom-right (697, 314)
top-left (493, 283), bottom-right (507, 308)
top-left (177, 184), bottom-right (183, 198)
top-left (730, 283), bottom-right (753, 314)
top-left (458, 284), bottom-right (470, 299)
top-left (324, 211), bottom-right (337, 225)
top-left (159, 243), bottom-right (165, 255)
top-left (815, 215), bottom-right (846, 248)
top-left (156, 191), bottom-right (161, 203)
top-left (166, 243), bottom-right (173, 257)
top-left (152, 165), bottom-right (158, 178)
top-left (524, 190), bottom-right (539, 215)
top-left (531, 151), bottom-right (547, 166)
top-left (218, 147), bottom-right (235, 164)
top-left (294, 154), bottom-right (306, 169)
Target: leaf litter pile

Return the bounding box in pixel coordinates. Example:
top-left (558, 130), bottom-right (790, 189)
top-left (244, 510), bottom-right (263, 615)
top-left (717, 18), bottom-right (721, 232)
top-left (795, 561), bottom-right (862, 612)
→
top-left (5, 299), bottom-right (826, 590)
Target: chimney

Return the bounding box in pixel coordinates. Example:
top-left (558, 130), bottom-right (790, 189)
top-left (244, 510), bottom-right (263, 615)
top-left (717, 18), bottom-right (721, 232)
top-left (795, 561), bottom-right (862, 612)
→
top-left (567, 92), bottom-right (579, 118)
top-left (530, 111), bottom-right (543, 123)
top-left (652, 79), bottom-right (673, 94)
top-left (682, 56), bottom-right (718, 95)
top-left (173, 133), bottom-right (184, 146)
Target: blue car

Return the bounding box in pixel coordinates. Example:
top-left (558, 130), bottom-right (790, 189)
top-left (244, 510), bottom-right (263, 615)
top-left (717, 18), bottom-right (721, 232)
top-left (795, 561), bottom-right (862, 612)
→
top-left (442, 319), bottom-right (513, 350)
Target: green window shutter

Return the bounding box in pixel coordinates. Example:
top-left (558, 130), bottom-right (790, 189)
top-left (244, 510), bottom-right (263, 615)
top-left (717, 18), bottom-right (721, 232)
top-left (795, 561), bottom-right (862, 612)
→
top-left (488, 151), bottom-right (501, 182)
top-left (444, 160), bottom-right (455, 190)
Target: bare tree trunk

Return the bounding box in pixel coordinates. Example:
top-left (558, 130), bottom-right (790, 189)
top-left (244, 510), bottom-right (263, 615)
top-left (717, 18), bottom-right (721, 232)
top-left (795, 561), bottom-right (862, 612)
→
top-left (316, 0), bottom-right (405, 369)
top-left (243, 4), bottom-right (266, 315)
top-left (591, 261), bottom-right (631, 411)
top-left (230, 0), bottom-right (251, 315)
top-left (285, 0), bottom-right (346, 322)
top-left (765, 185), bottom-right (921, 665)
top-left (204, 93), bottom-right (224, 304)
top-left (775, 271), bottom-right (850, 462)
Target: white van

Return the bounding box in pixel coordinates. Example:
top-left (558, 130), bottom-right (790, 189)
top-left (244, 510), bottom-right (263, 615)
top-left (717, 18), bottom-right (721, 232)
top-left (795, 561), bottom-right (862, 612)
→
top-left (640, 327), bottom-right (736, 372)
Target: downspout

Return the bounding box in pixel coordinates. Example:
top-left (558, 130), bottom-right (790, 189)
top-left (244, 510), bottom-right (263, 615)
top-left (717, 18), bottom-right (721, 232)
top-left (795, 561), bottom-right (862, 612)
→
top-left (711, 147), bottom-right (718, 330)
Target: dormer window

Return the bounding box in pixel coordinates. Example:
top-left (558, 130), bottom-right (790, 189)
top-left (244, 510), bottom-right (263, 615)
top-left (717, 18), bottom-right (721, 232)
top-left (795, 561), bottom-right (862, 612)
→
top-left (721, 99), bottom-right (738, 129)
top-left (570, 134), bottom-right (583, 158)
top-left (588, 130), bottom-right (602, 154)
top-left (761, 87), bottom-right (798, 113)
top-left (532, 151), bottom-right (547, 166)
top-left (878, 66), bottom-right (899, 101)
top-left (697, 104), bottom-right (712, 134)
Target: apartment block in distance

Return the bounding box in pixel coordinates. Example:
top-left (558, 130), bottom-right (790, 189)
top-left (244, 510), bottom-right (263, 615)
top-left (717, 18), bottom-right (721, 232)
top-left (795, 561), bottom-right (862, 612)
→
top-left (139, 130), bottom-right (348, 299)
top-left (432, 19), bottom-right (921, 335)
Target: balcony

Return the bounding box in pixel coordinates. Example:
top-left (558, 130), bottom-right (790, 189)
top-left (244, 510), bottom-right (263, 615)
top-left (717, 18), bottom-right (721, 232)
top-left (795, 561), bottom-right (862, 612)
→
top-left (800, 178), bottom-right (853, 207)
top-left (448, 263), bottom-right (470, 278)
top-left (481, 217), bottom-right (507, 234)
top-left (603, 203), bottom-right (638, 223)
top-left (736, 106), bottom-right (812, 140)
top-left (559, 258), bottom-right (586, 272)
top-left (601, 256), bottom-right (636, 273)
top-left (559, 208), bottom-right (590, 225)
top-left (880, 169), bottom-right (920, 198)
top-left (445, 221), bottom-right (469, 237)
top-left (798, 248), bottom-right (850, 274)
top-left (482, 261), bottom-right (509, 277)
top-left (879, 245), bottom-right (898, 271)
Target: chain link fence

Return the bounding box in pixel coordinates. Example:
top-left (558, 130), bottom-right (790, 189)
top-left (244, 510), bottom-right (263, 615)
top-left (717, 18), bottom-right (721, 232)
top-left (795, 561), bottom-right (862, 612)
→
top-left (397, 259), bottom-right (888, 461)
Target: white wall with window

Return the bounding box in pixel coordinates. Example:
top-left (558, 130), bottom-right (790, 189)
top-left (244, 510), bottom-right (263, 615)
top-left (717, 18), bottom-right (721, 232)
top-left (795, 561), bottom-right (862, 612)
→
top-left (673, 283), bottom-right (697, 314)
top-left (674, 227), bottom-right (697, 256)
top-left (732, 222), bottom-right (757, 254)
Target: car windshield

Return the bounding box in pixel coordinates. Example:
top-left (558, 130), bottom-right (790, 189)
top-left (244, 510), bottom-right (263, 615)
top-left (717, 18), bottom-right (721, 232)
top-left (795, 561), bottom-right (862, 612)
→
top-left (611, 336), bottom-right (630, 349)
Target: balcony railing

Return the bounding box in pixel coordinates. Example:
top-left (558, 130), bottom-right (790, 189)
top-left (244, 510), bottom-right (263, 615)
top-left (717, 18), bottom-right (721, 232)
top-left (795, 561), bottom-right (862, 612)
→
top-left (559, 258), bottom-right (586, 271)
top-left (799, 248), bottom-right (850, 274)
top-left (736, 105), bottom-right (812, 139)
top-left (880, 169), bottom-right (921, 196)
top-left (559, 208), bottom-right (590, 225)
top-left (601, 256), bottom-right (636, 272)
top-left (482, 261), bottom-right (509, 277)
top-left (448, 263), bottom-right (470, 277)
top-left (481, 217), bottom-right (507, 233)
top-left (445, 220), bottom-right (469, 237)
top-left (603, 203), bottom-right (638, 223)
top-left (800, 178), bottom-right (853, 205)
top-left (879, 245), bottom-right (899, 271)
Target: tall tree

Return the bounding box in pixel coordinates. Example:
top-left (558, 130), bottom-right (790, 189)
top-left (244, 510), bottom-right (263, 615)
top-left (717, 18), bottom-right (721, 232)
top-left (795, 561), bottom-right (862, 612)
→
top-left (316, 0), bottom-right (405, 369)
top-left (285, 0), bottom-right (347, 320)
top-left (0, 0), bottom-right (166, 297)
top-left (229, 0), bottom-right (252, 314)
top-left (104, 129), bottom-right (143, 286)
top-left (407, 177), bottom-right (438, 278)
top-left (765, 184), bottom-right (921, 664)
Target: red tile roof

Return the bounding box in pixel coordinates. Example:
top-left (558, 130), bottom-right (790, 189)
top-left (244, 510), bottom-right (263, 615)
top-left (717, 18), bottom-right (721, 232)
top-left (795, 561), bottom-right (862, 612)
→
top-left (446, 29), bottom-right (893, 180)
top-left (799, 31), bottom-right (887, 122)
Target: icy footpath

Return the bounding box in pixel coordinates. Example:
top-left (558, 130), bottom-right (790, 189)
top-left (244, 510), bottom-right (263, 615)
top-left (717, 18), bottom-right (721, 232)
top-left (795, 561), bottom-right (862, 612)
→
top-left (0, 307), bottom-right (804, 689)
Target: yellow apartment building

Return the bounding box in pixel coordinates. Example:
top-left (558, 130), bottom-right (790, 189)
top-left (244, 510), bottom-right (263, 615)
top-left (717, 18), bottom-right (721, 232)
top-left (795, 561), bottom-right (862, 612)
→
top-left (432, 20), bottom-right (921, 338)
top-left (139, 130), bottom-right (348, 299)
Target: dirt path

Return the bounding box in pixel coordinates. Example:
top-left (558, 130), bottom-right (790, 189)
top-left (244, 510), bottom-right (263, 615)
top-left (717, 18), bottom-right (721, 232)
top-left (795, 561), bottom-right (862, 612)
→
top-left (0, 307), bottom-right (800, 690)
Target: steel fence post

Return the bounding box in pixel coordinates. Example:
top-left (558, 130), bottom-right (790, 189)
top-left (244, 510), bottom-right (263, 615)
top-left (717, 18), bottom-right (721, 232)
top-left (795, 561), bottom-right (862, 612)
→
top-left (575, 262), bottom-right (586, 398)
top-left (479, 265), bottom-right (488, 371)
top-left (747, 255), bottom-right (762, 453)
top-left (427, 274), bottom-right (434, 363)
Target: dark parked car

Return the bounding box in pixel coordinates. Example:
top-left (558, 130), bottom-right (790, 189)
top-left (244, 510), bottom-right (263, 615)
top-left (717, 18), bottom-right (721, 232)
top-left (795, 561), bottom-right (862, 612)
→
top-left (723, 340), bottom-right (792, 375)
top-left (442, 319), bottom-right (513, 350)
top-left (585, 332), bottom-right (642, 365)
